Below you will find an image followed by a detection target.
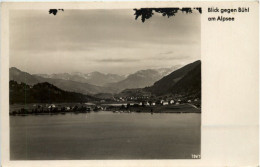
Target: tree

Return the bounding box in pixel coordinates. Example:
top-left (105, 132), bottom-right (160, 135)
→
top-left (134, 8), bottom-right (202, 22)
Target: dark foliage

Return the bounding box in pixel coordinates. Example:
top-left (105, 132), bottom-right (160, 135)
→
top-left (9, 80), bottom-right (98, 104)
top-left (194, 7), bottom-right (202, 14)
top-left (134, 7), bottom-right (202, 22)
top-left (49, 9), bottom-right (64, 16)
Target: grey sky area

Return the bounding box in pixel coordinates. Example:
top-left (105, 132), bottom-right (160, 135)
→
top-left (10, 9), bottom-right (201, 75)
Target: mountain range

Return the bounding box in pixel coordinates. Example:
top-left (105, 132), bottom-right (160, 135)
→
top-left (112, 60), bottom-right (201, 99)
top-left (106, 66), bottom-right (181, 90)
top-left (10, 65), bottom-right (180, 95)
top-left (36, 71), bottom-right (126, 86)
top-left (9, 61), bottom-right (200, 99)
top-left (10, 67), bottom-right (117, 95)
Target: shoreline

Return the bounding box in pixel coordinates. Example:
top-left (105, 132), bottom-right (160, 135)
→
top-left (10, 103), bottom-right (201, 116)
top-left (10, 111), bottom-right (201, 116)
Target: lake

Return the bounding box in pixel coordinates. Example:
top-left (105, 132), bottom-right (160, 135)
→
top-left (10, 112), bottom-right (201, 160)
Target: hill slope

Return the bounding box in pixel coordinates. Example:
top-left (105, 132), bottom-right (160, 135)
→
top-left (10, 67), bottom-right (39, 85)
top-left (9, 80), bottom-right (98, 104)
top-left (170, 63), bottom-right (201, 98)
top-left (145, 60), bottom-right (201, 97)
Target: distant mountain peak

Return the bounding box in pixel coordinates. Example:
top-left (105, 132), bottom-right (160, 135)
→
top-left (91, 71), bottom-right (103, 75)
top-left (106, 65), bottom-right (182, 91)
top-left (10, 67), bottom-right (21, 71)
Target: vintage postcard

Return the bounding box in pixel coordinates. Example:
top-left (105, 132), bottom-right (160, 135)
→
top-left (0, 1), bottom-right (259, 167)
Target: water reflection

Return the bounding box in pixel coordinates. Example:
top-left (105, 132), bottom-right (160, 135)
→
top-left (10, 112), bottom-right (201, 160)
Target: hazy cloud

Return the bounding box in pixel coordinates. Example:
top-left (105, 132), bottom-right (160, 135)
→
top-left (10, 9), bottom-right (200, 75)
top-left (97, 58), bottom-right (140, 63)
top-left (154, 55), bottom-right (190, 60)
top-left (160, 51), bottom-right (173, 55)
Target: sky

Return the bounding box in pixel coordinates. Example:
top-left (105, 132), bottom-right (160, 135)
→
top-left (10, 9), bottom-right (201, 75)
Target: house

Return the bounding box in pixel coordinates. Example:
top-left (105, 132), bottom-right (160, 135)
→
top-left (169, 100), bottom-right (174, 104)
top-left (176, 102), bottom-right (180, 105)
top-left (188, 100), bottom-right (191, 103)
top-left (151, 102), bottom-right (156, 106)
top-left (162, 102), bottom-right (169, 105)
top-left (48, 104), bottom-right (56, 109)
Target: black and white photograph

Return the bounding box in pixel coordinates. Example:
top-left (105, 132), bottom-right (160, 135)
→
top-left (8, 8), bottom-right (201, 160)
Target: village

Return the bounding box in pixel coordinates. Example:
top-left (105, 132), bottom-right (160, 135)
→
top-left (9, 95), bottom-right (201, 116)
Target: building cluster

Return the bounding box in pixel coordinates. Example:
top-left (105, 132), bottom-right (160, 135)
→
top-left (9, 104), bottom-right (103, 115)
top-left (136, 99), bottom-right (177, 106)
top-left (10, 96), bottom-right (201, 116)
top-left (112, 94), bottom-right (200, 104)
top-left (113, 95), bottom-right (150, 102)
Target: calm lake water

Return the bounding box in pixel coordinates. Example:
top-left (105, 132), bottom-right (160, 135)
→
top-left (10, 112), bottom-right (201, 160)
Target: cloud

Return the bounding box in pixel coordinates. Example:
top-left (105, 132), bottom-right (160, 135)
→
top-left (97, 58), bottom-right (140, 63)
top-left (153, 54), bottom-right (190, 60)
top-left (10, 9), bottom-right (200, 75)
top-left (160, 51), bottom-right (173, 55)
